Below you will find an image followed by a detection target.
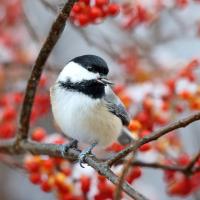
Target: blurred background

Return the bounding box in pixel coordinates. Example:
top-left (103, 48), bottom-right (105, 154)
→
top-left (0, 0), bottom-right (200, 199)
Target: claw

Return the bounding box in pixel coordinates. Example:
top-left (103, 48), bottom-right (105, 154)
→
top-left (78, 142), bottom-right (97, 168)
top-left (61, 139), bottom-right (78, 157)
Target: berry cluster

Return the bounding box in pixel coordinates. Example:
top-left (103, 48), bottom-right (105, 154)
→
top-left (24, 130), bottom-right (143, 200)
top-left (0, 75), bottom-right (50, 139)
top-left (70, 0), bottom-right (120, 26)
top-left (112, 58), bottom-right (200, 196)
top-left (121, 2), bottom-right (155, 29)
top-left (165, 154), bottom-right (200, 196)
top-left (120, 0), bottom-right (200, 30)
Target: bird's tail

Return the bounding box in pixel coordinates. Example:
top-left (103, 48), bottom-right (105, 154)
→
top-left (118, 127), bottom-right (137, 145)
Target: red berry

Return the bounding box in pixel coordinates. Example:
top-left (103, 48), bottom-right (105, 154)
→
top-left (113, 84), bottom-right (125, 94)
top-left (176, 0), bottom-right (188, 8)
top-left (77, 14), bottom-right (89, 26)
top-left (177, 154), bottom-right (190, 166)
top-left (29, 173), bottom-right (41, 184)
top-left (137, 112), bottom-right (148, 123)
top-left (95, 0), bottom-right (109, 7)
top-left (89, 6), bottom-right (102, 20)
top-left (40, 180), bottom-right (52, 192)
top-left (13, 92), bottom-right (23, 104)
top-left (72, 3), bottom-right (82, 14)
top-left (140, 130), bottom-right (151, 137)
top-left (61, 167), bottom-right (72, 176)
top-left (2, 107), bottom-right (16, 121)
top-left (31, 127), bottom-right (47, 142)
top-left (139, 143), bottom-right (152, 152)
top-left (80, 175), bottom-right (91, 193)
top-left (107, 3), bottom-right (120, 16)
top-left (127, 167), bottom-right (142, 183)
top-left (79, 0), bottom-right (90, 4)
top-left (24, 160), bottom-right (40, 173)
top-left (166, 79), bottom-right (176, 92)
top-left (43, 159), bottom-right (54, 171)
top-left (39, 74), bottom-right (47, 87)
top-left (107, 142), bottom-right (124, 152)
top-left (0, 122), bottom-right (15, 139)
top-left (98, 175), bottom-right (106, 183)
top-left (168, 178), bottom-right (192, 196)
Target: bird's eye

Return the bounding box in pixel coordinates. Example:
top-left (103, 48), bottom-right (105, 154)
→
top-left (87, 66), bottom-right (92, 71)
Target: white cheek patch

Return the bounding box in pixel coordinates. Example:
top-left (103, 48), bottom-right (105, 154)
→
top-left (57, 61), bottom-right (99, 83)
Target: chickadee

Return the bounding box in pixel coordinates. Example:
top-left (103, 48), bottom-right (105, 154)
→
top-left (50, 55), bottom-right (130, 166)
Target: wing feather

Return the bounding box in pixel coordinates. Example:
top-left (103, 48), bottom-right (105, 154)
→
top-left (104, 86), bottom-right (130, 126)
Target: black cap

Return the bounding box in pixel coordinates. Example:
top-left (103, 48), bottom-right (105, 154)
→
top-left (71, 55), bottom-right (109, 75)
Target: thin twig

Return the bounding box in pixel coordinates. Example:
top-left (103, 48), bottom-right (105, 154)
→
top-left (114, 152), bottom-right (135, 200)
top-left (184, 152), bottom-right (200, 174)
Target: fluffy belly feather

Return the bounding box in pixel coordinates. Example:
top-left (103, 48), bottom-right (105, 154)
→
top-left (50, 86), bottom-right (122, 147)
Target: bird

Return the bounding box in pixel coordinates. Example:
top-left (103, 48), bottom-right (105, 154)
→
top-left (50, 55), bottom-right (130, 167)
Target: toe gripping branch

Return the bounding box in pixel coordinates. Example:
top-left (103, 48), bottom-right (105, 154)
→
top-left (79, 142), bottom-right (98, 168)
top-left (61, 139), bottom-right (78, 157)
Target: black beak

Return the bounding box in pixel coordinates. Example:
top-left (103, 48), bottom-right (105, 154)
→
top-left (97, 77), bottom-right (114, 86)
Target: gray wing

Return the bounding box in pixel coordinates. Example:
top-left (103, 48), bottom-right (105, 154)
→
top-left (104, 86), bottom-right (130, 126)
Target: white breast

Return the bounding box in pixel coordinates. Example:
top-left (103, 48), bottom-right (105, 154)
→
top-left (50, 85), bottom-right (122, 147)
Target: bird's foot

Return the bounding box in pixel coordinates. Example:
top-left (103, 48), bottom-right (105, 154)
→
top-left (79, 142), bottom-right (97, 168)
top-left (61, 139), bottom-right (78, 157)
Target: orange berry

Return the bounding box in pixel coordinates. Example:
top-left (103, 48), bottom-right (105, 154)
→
top-left (55, 172), bottom-right (66, 186)
top-left (179, 90), bottom-right (192, 100)
top-left (119, 93), bottom-right (132, 108)
top-left (128, 120), bottom-right (141, 131)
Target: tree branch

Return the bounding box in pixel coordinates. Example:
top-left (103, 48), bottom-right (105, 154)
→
top-left (107, 112), bottom-right (200, 166)
top-left (17, 0), bottom-right (77, 142)
top-left (0, 140), bottom-right (148, 200)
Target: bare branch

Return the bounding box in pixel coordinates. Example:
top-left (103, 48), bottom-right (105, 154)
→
top-left (16, 0), bottom-right (77, 142)
top-left (114, 152), bottom-right (135, 200)
top-left (107, 112), bottom-right (200, 166)
top-left (129, 160), bottom-right (185, 172)
top-left (0, 140), bottom-right (148, 200)
top-left (184, 152), bottom-right (200, 174)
